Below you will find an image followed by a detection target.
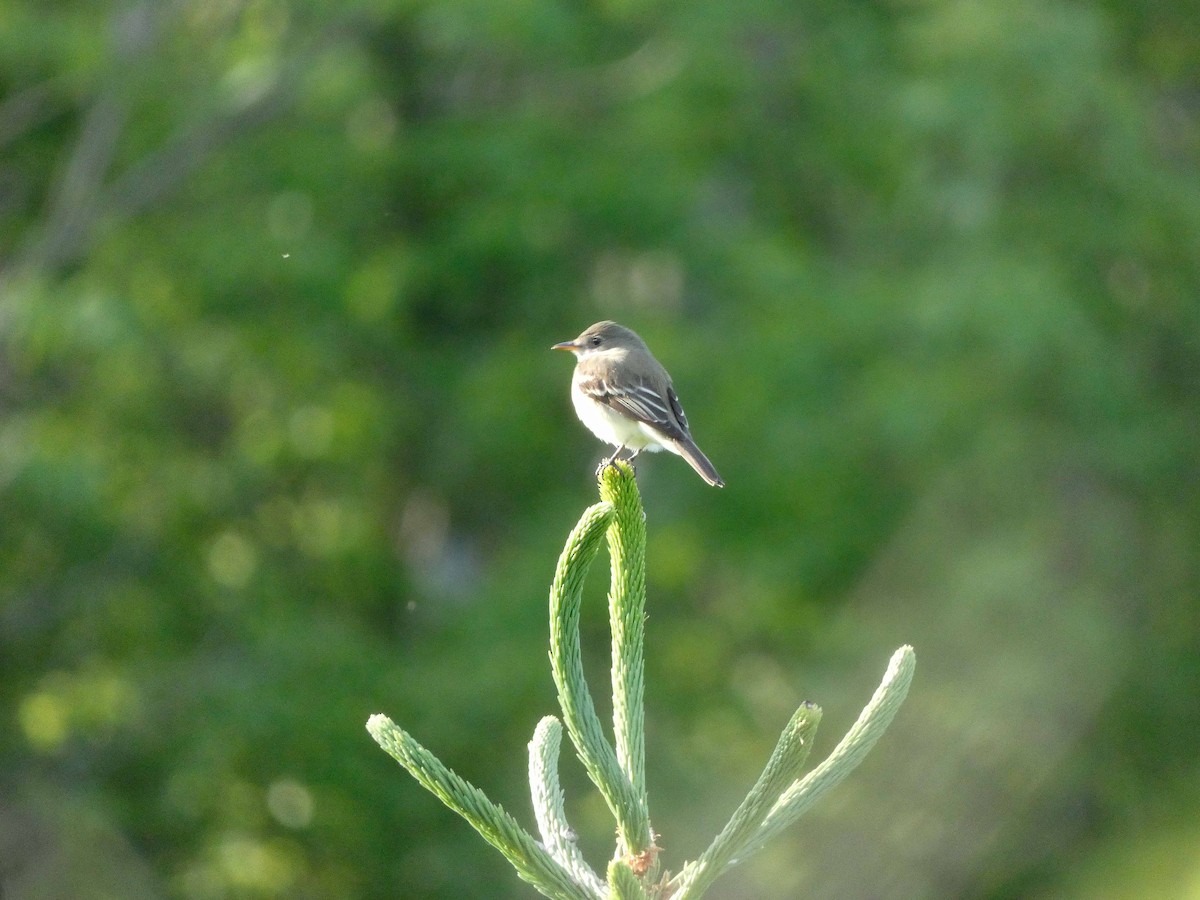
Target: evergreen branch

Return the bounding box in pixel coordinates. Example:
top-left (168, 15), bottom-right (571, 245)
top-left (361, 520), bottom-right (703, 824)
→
top-left (608, 860), bottom-right (652, 900)
top-left (528, 716), bottom-right (607, 897)
top-left (671, 701), bottom-right (823, 899)
top-left (737, 645), bottom-right (917, 859)
top-left (366, 715), bottom-right (595, 900)
top-left (370, 465), bottom-right (915, 899)
top-left (548, 499), bottom-right (651, 852)
top-left (599, 462), bottom-right (651, 850)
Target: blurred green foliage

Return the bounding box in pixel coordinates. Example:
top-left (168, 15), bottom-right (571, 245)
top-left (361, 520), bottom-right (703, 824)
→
top-left (1, 0), bottom-right (1198, 898)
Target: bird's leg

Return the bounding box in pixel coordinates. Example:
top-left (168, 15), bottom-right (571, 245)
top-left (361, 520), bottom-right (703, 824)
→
top-left (621, 447), bottom-right (642, 476)
top-left (596, 445), bottom-right (627, 477)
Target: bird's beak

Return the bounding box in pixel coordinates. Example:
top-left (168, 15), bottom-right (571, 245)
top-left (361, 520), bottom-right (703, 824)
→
top-left (550, 340), bottom-right (579, 352)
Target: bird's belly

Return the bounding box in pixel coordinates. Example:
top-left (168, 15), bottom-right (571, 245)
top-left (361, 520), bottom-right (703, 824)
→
top-left (572, 393), bottom-right (660, 451)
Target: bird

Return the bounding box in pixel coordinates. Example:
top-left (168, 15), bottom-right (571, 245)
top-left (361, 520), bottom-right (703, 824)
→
top-left (551, 321), bottom-right (724, 487)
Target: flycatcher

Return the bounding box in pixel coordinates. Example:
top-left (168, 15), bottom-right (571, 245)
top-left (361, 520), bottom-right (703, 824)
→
top-left (552, 321), bottom-right (725, 487)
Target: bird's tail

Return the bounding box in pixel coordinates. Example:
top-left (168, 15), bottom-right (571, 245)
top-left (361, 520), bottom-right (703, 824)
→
top-left (672, 437), bottom-right (725, 488)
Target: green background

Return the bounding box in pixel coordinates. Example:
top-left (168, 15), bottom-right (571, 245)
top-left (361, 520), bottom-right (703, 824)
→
top-left (2, 1), bottom-right (1198, 897)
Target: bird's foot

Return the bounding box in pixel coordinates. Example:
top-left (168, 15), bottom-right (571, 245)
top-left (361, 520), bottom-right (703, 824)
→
top-left (596, 446), bottom-right (633, 478)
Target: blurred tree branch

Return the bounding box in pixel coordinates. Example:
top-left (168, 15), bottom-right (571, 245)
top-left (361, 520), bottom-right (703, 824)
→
top-left (0, 80), bottom-right (62, 151)
top-left (0, 4), bottom-right (341, 294)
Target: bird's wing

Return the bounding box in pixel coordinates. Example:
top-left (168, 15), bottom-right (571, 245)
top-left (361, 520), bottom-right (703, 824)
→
top-left (577, 374), bottom-right (691, 442)
top-left (666, 385), bottom-right (690, 432)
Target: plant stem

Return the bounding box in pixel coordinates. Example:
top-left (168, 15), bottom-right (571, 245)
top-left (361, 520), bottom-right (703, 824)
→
top-left (367, 715), bottom-right (598, 900)
top-left (739, 645), bottom-right (916, 858)
top-left (600, 462), bottom-right (650, 851)
top-left (528, 716), bottom-right (607, 896)
top-left (548, 497), bottom-right (652, 853)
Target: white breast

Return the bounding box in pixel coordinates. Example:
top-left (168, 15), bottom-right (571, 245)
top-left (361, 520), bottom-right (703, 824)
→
top-left (571, 370), bottom-right (667, 452)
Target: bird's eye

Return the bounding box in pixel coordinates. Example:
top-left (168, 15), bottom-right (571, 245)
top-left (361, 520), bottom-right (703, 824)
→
top-left (589, 335), bottom-right (602, 346)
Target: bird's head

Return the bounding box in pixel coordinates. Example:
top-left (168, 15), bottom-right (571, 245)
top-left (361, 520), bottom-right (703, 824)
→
top-left (551, 321), bottom-right (646, 358)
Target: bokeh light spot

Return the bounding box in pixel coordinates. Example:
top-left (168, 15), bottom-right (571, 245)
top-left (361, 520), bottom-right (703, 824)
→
top-left (207, 531), bottom-right (258, 589)
top-left (288, 405), bottom-right (334, 458)
top-left (19, 691), bottom-right (69, 751)
top-left (267, 778), bottom-right (315, 829)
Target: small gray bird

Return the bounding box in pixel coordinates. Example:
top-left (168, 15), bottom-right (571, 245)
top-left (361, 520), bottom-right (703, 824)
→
top-left (551, 321), bottom-right (724, 487)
